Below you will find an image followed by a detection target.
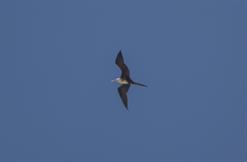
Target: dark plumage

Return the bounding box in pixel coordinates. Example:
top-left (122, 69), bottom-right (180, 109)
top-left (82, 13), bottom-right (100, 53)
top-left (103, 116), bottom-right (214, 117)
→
top-left (118, 84), bottom-right (130, 109)
top-left (115, 51), bottom-right (130, 80)
top-left (114, 50), bottom-right (147, 110)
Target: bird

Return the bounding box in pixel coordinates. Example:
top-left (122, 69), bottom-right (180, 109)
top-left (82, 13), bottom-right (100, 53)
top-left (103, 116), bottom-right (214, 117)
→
top-left (112, 50), bottom-right (147, 110)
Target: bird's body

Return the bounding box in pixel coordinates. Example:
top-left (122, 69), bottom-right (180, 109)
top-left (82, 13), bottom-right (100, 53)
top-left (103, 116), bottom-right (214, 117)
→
top-left (113, 50), bottom-right (147, 110)
top-left (114, 78), bottom-right (129, 85)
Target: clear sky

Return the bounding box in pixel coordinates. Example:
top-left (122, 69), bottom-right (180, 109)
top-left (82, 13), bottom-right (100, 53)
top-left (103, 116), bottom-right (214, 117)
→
top-left (0, 0), bottom-right (246, 161)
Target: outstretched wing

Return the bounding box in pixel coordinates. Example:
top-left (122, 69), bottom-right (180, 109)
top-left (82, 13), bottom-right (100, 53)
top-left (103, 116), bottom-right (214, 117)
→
top-left (115, 51), bottom-right (130, 79)
top-left (117, 84), bottom-right (130, 109)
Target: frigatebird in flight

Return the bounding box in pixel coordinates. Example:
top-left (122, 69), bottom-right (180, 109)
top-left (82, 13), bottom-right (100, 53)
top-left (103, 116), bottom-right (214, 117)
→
top-left (112, 50), bottom-right (147, 110)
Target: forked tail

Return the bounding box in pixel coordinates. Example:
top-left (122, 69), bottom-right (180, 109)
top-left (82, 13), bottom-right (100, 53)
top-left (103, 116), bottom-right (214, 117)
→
top-left (132, 81), bottom-right (147, 87)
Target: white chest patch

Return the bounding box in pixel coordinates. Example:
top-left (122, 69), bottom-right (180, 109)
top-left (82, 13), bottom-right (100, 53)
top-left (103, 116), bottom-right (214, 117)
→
top-left (118, 79), bottom-right (129, 85)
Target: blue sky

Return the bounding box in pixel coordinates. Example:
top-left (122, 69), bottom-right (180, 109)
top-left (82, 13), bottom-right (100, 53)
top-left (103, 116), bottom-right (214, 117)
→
top-left (0, 0), bottom-right (246, 161)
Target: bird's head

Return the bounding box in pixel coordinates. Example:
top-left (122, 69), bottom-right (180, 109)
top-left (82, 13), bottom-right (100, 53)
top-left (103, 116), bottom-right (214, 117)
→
top-left (111, 77), bottom-right (120, 83)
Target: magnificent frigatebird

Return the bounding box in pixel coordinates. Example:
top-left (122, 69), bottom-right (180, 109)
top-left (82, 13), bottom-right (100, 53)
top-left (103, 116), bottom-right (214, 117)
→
top-left (112, 50), bottom-right (147, 110)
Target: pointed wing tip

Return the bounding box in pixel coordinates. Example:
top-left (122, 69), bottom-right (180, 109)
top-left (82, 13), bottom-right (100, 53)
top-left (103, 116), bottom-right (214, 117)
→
top-left (123, 99), bottom-right (128, 110)
top-left (117, 50), bottom-right (122, 56)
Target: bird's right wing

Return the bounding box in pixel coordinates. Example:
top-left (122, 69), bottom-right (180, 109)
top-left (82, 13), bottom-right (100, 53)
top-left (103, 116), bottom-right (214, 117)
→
top-left (115, 51), bottom-right (130, 79)
top-left (117, 84), bottom-right (130, 109)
